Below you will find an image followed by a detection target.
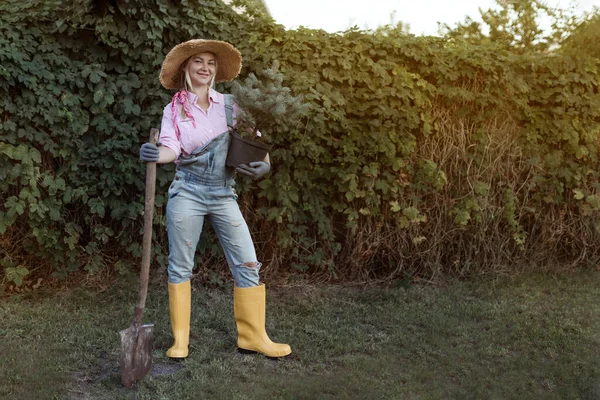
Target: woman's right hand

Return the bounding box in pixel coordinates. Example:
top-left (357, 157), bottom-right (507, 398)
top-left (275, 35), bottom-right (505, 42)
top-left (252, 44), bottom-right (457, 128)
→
top-left (139, 142), bottom-right (160, 162)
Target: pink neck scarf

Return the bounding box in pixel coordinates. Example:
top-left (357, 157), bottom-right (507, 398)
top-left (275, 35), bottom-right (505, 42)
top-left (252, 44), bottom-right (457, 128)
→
top-left (170, 90), bottom-right (197, 141)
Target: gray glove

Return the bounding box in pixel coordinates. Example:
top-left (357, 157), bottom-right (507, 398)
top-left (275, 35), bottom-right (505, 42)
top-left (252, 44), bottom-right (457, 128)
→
top-left (139, 142), bottom-right (159, 162)
top-left (236, 161), bottom-right (270, 180)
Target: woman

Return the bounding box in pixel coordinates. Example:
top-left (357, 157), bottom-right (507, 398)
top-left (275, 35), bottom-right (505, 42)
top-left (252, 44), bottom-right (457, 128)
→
top-left (139, 39), bottom-right (291, 359)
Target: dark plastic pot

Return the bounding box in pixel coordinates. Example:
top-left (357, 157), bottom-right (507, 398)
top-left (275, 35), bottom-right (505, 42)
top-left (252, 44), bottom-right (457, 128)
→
top-left (226, 131), bottom-right (273, 167)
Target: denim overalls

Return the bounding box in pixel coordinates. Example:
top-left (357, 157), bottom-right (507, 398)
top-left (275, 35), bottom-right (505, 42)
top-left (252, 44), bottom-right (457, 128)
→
top-left (166, 95), bottom-right (260, 287)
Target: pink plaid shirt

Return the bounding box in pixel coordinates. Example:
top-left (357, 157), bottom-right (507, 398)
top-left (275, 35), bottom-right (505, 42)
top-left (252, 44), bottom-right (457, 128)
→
top-left (159, 88), bottom-right (237, 160)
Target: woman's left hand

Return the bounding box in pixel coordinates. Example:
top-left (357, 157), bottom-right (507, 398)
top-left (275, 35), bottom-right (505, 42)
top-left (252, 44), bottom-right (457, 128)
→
top-left (236, 161), bottom-right (270, 180)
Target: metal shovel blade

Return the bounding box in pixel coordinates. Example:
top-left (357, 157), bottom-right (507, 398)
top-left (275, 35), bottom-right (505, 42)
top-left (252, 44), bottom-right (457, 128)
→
top-left (119, 323), bottom-right (154, 387)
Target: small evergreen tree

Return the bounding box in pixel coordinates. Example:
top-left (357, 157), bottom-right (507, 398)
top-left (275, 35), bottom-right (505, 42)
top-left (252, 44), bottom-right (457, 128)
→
top-left (230, 62), bottom-right (309, 144)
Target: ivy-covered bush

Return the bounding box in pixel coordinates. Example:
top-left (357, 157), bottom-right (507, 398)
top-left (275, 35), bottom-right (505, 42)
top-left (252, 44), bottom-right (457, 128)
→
top-left (0, 0), bottom-right (252, 283)
top-left (1, 0), bottom-right (599, 288)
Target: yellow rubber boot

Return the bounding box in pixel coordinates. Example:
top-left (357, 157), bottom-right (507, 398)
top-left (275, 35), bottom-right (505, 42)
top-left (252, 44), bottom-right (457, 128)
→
top-left (234, 284), bottom-right (291, 358)
top-left (166, 281), bottom-right (191, 358)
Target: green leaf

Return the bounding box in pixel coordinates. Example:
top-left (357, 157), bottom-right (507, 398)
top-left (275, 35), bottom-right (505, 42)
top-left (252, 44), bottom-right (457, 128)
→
top-left (88, 198), bottom-right (105, 218)
top-left (93, 90), bottom-right (104, 104)
top-left (389, 201), bottom-right (402, 212)
top-left (5, 266), bottom-right (30, 287)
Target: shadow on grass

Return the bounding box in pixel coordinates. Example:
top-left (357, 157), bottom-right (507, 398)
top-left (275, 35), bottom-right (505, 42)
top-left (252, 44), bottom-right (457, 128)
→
top-left (1, 272), bottom-right (599, 399)
top-left (0, 336), bottom-right (68, 399)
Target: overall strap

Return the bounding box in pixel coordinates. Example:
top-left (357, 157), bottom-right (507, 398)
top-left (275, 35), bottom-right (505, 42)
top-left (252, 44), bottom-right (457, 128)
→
top-left (224, 94), bottom-right (234, 128)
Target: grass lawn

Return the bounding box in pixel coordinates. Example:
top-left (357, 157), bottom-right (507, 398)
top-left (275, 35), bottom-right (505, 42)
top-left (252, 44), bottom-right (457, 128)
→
top-left (1, 271), bottom-right (599, 399)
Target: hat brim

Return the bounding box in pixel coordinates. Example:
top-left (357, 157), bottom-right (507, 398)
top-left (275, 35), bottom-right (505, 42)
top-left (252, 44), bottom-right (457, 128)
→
top-left (159, 39), bottom-right (242, 90)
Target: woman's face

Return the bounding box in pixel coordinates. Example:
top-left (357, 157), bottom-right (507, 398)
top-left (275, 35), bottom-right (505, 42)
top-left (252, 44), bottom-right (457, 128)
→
top-left (186, 52), bottom-right (216, 88)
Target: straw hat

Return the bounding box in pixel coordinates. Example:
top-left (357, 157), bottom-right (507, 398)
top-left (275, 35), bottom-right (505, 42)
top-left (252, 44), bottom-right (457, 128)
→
top-left (159, 39), bottom-right (242, 90)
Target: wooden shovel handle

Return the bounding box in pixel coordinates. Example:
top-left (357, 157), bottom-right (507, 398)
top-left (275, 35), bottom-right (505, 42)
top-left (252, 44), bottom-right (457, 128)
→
top-left (132, 128), bottom-right (159, 327)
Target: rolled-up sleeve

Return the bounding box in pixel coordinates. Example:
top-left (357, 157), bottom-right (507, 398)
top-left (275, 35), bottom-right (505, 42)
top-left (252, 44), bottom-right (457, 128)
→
top-left (158, 105), bottom-right (182, 160)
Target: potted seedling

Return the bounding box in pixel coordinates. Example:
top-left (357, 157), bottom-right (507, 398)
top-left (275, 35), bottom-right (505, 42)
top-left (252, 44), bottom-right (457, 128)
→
top-left (226, 62), bottom-right (309, 167)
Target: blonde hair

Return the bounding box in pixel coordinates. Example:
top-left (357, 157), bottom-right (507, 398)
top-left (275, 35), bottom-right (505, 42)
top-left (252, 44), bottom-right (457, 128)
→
top-left (184, 69), bottom-right (195, 93)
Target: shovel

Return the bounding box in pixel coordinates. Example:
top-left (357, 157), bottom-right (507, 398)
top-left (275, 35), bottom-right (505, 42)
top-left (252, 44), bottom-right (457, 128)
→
top-left (119, 128), bottom-right (159, 387)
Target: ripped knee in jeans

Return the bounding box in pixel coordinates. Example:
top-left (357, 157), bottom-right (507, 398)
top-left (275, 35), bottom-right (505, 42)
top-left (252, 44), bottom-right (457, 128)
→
top-left (233, 261), bottom-right (262, 287)
top-left (241, 262), bottom-right (259, 268)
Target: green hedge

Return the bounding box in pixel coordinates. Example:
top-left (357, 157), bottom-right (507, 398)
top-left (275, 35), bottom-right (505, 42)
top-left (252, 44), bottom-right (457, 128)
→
top-left (1, 0), bottom-right (599, 287)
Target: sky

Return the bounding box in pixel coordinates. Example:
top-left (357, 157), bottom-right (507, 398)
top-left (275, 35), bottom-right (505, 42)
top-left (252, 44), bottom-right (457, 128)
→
top-left (263, 0), bottom-right (599, 36)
